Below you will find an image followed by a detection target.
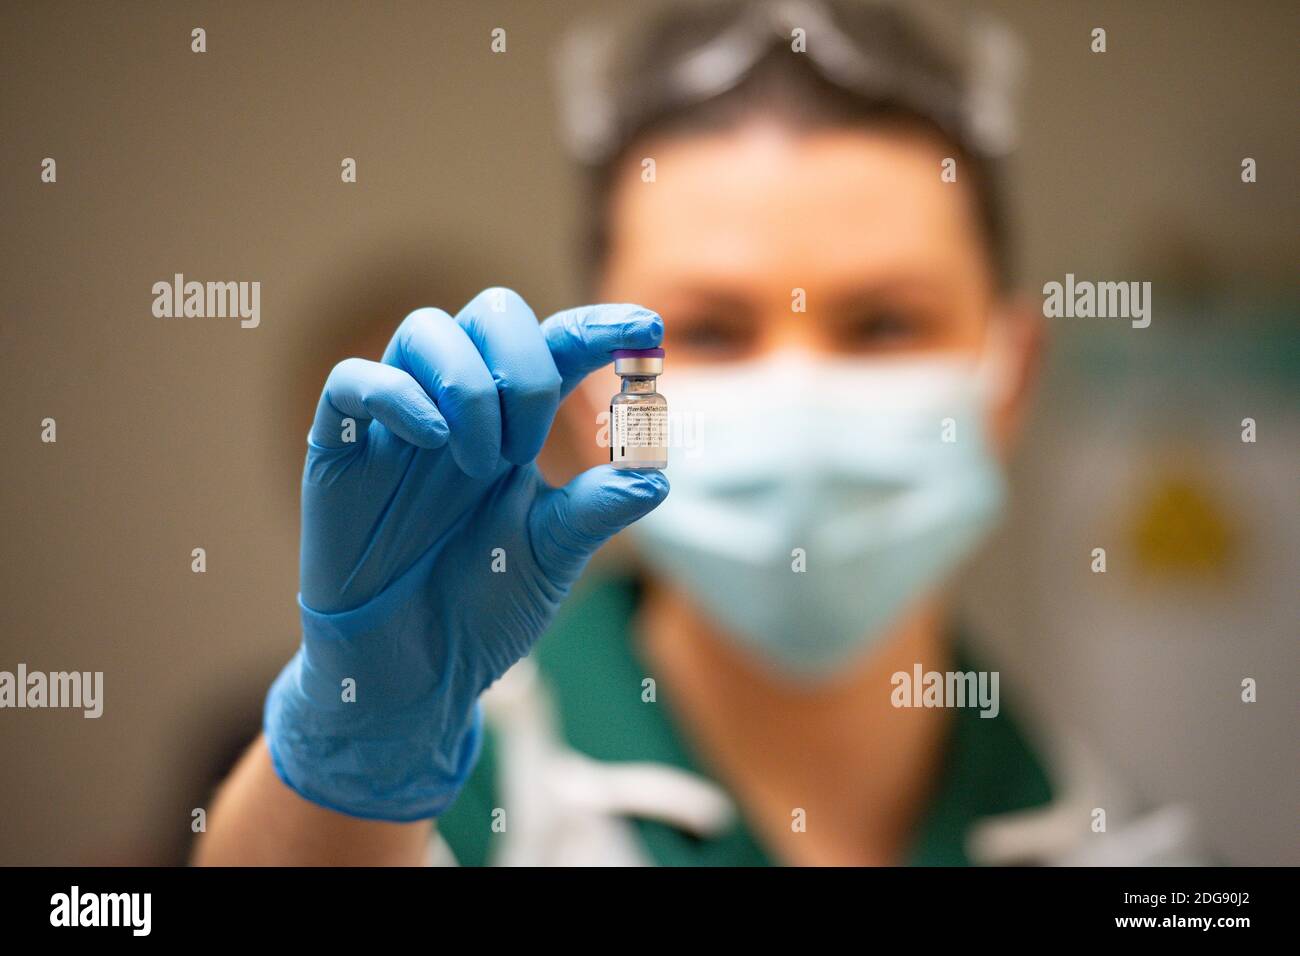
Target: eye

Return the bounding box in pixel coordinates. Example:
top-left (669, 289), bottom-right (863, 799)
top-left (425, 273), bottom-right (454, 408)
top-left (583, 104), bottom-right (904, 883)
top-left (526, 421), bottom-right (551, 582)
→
top-left (836, 307), bottom-right (934, 351)
top-left (669, 313), bottom-right (756, 359)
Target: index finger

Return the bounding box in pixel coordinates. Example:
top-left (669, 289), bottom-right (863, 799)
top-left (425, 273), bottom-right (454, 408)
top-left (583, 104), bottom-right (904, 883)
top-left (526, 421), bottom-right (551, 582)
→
top-left (540, 303), bottom-right (664, 399)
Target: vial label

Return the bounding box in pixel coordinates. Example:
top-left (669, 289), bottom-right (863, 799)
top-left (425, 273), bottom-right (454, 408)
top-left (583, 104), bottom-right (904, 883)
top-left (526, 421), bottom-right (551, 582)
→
top-left (610, 403), bottom-right (668, 463)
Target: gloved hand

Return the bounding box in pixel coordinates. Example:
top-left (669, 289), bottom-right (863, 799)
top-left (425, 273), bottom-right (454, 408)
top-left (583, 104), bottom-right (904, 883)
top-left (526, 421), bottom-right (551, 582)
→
top-left (265, 288), bottom-right (669, 821)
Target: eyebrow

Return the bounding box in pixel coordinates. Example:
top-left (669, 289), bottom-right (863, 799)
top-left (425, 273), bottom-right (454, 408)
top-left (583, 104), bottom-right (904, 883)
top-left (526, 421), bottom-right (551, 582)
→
top-left (652, 285), bottom-right (757, 315)
top-left (820, 275), bottom-right (964, 310)
top-left (652, 271), bottom-right (962, 318)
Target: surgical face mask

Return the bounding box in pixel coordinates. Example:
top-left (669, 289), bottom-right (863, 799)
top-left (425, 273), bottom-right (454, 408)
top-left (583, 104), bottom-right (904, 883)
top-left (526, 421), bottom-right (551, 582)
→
top-left (631, 350), bottom-right (1009, 682)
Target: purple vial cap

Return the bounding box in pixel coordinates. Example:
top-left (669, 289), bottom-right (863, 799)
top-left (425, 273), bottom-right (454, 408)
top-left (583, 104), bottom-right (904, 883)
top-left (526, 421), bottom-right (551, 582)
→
top-left (611, 347), bottom-right (665, 358)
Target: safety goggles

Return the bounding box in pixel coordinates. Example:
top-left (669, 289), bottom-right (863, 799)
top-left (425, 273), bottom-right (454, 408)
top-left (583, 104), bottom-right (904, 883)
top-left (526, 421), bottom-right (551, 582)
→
top-left (556, 0), bottom-right (1025, 166)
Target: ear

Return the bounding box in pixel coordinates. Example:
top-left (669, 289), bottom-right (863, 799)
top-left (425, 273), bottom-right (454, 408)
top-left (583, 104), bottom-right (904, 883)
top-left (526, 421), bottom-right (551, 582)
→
top-left (536, 369), bottom-right (612, 487)
top-left (989, 293), bottom-right (1046, 454)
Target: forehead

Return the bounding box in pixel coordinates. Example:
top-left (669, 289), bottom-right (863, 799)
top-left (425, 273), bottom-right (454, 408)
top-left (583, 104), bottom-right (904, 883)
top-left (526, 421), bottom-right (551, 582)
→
top-left (604, 121), bottom-right (989, 292)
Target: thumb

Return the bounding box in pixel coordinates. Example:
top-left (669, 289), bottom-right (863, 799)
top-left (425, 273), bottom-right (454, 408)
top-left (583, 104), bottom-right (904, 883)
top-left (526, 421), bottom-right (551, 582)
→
top-left (529, 465), bottom-right (670, 583)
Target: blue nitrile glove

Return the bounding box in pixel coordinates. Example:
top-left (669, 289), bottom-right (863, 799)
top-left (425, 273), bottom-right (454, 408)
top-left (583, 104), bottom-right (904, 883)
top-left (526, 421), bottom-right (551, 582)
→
top-left (264, 289), bottom-right (669, 821)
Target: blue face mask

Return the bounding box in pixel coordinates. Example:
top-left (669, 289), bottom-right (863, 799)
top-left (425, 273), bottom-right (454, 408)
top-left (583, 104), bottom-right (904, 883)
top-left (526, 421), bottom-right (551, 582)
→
top-left (631, 354), bottom-right (1007, 682)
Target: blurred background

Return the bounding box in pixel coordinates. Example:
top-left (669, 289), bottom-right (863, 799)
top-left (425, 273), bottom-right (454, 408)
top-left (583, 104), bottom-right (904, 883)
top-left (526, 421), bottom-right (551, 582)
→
top-left (0, 0), bottom-right (1295, 865)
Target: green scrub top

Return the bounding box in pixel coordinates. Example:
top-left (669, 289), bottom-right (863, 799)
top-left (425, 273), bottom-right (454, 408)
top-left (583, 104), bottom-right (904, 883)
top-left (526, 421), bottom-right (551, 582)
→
top-left (437, 573), bottom-right (1054, 866)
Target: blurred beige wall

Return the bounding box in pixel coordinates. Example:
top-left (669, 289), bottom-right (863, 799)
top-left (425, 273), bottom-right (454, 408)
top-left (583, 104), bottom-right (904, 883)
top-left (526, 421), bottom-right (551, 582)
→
top-left (1, 1), bottom-right (1295, 864)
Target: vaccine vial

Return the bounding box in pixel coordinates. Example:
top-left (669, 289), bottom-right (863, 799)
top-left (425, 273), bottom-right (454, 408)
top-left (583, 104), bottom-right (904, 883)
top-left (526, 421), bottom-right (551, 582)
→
top-left (609, 348), bottom-right (667, 470)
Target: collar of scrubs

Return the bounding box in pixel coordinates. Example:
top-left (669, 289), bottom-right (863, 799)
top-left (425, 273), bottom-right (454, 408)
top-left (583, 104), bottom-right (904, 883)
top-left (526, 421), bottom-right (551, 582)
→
top-left (438, 572), bottom-right (1054, 866)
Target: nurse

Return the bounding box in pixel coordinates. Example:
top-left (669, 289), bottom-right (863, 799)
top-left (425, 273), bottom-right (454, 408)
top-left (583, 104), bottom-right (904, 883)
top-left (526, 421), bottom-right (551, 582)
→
top-left (196, 0), bottom-right (1193, 867)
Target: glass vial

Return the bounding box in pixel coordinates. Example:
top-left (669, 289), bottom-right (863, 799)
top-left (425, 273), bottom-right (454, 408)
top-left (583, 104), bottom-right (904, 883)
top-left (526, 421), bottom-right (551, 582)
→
top-left (609, 348), bottom-right (667, 470)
